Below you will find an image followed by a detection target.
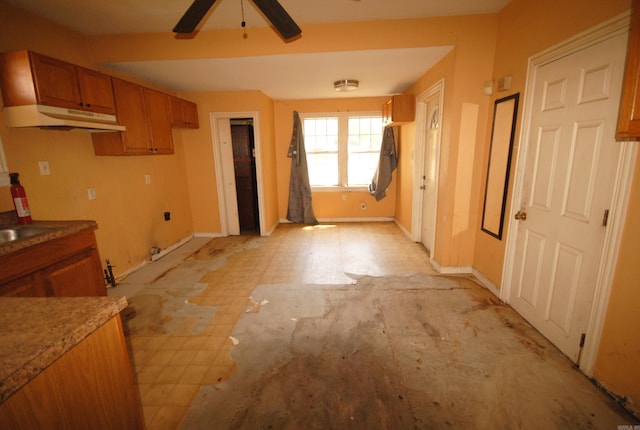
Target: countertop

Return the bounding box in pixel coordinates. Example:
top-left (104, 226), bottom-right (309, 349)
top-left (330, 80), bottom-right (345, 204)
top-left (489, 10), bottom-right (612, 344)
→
top-left (0, 296), bottom-right (127, 403)
top-left (0, 219), bottom-right (97, 257)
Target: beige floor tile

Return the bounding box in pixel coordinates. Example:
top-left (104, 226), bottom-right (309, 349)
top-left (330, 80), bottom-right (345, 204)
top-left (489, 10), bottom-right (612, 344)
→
top-left (147, 405), bottom-right (188, 430)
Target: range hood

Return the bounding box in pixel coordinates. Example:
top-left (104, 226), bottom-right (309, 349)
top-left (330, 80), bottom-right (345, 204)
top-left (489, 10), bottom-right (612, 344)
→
top-left (2, 104), bottom-right (125, 132)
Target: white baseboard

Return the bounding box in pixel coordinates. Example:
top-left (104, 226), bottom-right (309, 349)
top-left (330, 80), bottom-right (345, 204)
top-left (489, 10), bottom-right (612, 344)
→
top-left (151, 234), bottom-right (194, 261)
top-left (471, 267), bottom-right (502, 299)
top-left (394, 219), bottom-right (412, 238)
top-left (193, 232), bottom-right (227, 238)
top-left (279, 217), bottom-right (394, 224)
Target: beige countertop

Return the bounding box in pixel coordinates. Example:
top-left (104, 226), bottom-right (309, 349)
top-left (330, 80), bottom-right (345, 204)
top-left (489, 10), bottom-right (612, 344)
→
top-left (0, 296), bottom-right (127, 403)
top-left (0, 219), bottom-right (97, 257)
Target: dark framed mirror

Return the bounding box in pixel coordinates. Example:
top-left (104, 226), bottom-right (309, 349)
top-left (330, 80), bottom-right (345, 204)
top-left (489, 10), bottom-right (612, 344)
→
top-left (481, 93), bottom-right (519, 240)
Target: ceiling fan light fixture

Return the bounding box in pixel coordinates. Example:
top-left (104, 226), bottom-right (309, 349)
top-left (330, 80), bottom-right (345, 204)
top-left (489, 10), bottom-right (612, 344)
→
top-left (334, 79), bottom-right (359, 92)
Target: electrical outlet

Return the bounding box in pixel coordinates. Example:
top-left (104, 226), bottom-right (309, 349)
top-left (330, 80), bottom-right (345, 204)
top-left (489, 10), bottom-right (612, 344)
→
top-left (87, 188), bottom-right (97, 200)
top-left (145, 174), bottom-right (151, 185)
top-left (38, 161), bottom-right (51, 176)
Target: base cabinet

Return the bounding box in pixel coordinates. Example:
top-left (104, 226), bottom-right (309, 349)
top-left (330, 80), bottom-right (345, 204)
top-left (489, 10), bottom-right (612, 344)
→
top-left (0, 316), bottom-right (144, 429)
top-left (0, 228), bottom-right (106, 297)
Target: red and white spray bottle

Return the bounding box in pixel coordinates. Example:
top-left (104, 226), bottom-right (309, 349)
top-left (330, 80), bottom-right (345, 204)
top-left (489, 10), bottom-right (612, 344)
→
top-left (9, 172), bottom-right (32, 224)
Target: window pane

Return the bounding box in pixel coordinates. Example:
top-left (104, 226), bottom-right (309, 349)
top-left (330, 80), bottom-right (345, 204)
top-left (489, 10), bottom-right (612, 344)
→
top-left (304, 118), bottom-right (338, 152)
top-left (347, 117), bottom-right (384, 186)
top-left (308, 153), bottom-right (339, 186)
top-left (302, 114), bottom-right (383, 188)
top-left (348, 152), bottom-right (380, 186)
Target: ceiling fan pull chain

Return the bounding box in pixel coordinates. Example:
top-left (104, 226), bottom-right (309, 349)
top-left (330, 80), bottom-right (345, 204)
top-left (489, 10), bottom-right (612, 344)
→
top-left (240, 0), bottom-right (248, 39)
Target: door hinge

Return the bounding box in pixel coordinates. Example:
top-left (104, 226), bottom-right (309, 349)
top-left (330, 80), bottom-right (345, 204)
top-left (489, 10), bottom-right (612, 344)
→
top-left (575, 332), bottom-right (587, 368)
top-left (602, 209), bottom-right (609, 227)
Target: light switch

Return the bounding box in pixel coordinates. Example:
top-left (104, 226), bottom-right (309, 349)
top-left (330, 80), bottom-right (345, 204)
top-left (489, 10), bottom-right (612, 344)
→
top-left (145, 175), bottom-right (151, 185)
top-left (38, 161), bottom-right (51, 176)
top-left (87, 188), bottom-right (97, 200)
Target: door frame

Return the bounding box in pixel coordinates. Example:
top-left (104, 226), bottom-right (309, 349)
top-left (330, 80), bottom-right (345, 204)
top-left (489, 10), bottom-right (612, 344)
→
top-left (210, 111), bottom-right (266, 236)
top-left (412, 79), bottom-right (445, 264)
top-left (501, 12), bottom-right (636, 375)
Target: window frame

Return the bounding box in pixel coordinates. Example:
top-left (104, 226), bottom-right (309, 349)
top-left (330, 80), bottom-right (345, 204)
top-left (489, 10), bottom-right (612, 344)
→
top-left (299, 111), bottom-right (382, 192)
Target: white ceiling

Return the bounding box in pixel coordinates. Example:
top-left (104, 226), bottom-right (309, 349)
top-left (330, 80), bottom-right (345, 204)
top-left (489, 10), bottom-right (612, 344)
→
top-left (5, 0), bottom-right (512, 99)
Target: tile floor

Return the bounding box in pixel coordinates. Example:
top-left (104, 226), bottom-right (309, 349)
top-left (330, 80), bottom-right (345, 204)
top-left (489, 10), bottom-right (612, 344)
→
top-left (111, 222), bottom-right (436, 429)
top-left (109, 222), bottom-right (636, 429)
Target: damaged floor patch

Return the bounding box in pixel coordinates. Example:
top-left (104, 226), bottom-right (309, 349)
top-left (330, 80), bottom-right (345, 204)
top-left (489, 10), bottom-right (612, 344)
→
top-left (182, 274), bottom-right (636, 430)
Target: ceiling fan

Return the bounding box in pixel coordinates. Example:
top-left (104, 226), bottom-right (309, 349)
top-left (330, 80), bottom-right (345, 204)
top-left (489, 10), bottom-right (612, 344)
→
top-left (173, 0), bottom-right (302, 41)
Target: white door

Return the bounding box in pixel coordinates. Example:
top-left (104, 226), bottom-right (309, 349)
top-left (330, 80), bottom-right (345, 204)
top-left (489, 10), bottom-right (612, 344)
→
top-left (508, 33), bottom-right (627, 363)
top-left (215, 117), bottom-right (240, 235)
top-left (420, 97), bottom-right (441, 253)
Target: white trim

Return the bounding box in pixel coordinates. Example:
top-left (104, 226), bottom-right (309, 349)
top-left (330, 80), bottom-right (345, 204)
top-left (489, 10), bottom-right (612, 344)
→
top-left (501, 12), bottom-right (634, 377)
top-left (412, 79), bottom-right (445, 268)
top-left (471, 267), bottom-right (502, 299)
top-left (0, 134), bottom-right (9, 187)
top-left (150, 235), bottom-right (194, 262)
top-left (210, 111), bottom-right (267, 236)
top-left (428, 259), bottom-right (473, 276)
top-left (394, 218), bottom-right (412, 239)
top-left (580, 143), bottom-right (637, 374)
top-left (299, 111), bottom-right (383, 188)
top-left (112, 234), bottom-right (194, 280)
top-left (280, 217), bottom-right (394, 224)
top-left (193, 232), bottom-right (227, 238)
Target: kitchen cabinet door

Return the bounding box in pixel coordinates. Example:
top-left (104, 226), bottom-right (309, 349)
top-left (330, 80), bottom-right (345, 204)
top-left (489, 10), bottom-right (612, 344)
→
top-left (617, 0), bottom-right (640, 139)
top-left (76, 67), bottom-right (116, 114)
top-left (170, 96), bottom-right (199, 128)
top-left (30, 52), bottom-right (82, 110)
top-left (0, 273), bottom-right (47, 297)
top-left (382, 94), bottom-right (415, 125)
top-left (93, 79), bottom-right (174, 155)
top-left (146, 88), bottom-right (175, 153)
top-left (0, 51), bottom-right (116, 115)
top-left (46, 249), bottom-right (106, 297)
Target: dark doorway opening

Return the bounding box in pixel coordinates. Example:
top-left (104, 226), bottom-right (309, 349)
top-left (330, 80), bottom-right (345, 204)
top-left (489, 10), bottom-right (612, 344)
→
top-left (230, 118), bottom-right (260, 234)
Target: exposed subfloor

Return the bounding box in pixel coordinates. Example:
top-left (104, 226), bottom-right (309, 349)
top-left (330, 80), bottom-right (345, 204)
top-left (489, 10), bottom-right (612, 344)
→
top-left (109, 222), bottom-right (638, 429)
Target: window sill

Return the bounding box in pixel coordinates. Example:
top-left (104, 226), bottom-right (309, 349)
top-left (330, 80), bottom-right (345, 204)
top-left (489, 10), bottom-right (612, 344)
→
top-left (311, 186), bottom-right (370, 193)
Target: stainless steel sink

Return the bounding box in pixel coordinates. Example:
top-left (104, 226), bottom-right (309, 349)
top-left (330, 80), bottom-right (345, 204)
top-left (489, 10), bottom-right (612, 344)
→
top-left (0, 226), bottom-right (55, 244)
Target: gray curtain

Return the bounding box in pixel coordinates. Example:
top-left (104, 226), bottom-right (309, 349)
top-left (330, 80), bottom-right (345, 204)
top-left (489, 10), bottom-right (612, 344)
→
top-left (286, 111), bottom-right (318, 225)
top-left (369, 126), bottom-right (397, 201)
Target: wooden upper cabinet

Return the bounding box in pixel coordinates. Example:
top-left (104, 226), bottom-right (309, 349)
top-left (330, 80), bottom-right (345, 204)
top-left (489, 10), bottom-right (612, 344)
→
top-left (30, 53), bottom-right (82, 109)
top-left (93, 78), bottom-right (174, 155)
top-left (146, 89), bottom-right (174, 153)
top-left (383, 94), bottom-right (416, 125)
top-left (76, 67), bottom-right (117, 114)
top-left (170, 96), bottom-right (199, 128)
top-left (0, 50), bottom-right (115, 115)
top-left (617, 0), bottom-right (640, 140)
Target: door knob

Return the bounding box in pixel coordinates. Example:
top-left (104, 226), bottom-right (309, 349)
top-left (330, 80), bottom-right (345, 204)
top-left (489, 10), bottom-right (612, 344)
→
top-left (514, 211), bottom-right (527, 221)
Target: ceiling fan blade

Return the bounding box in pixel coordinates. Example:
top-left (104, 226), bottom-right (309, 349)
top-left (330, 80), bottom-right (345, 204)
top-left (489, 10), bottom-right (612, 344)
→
top-left (251, 0), bottom-right (302, 40)
top-left (173, 0), bottom-right (218, 33)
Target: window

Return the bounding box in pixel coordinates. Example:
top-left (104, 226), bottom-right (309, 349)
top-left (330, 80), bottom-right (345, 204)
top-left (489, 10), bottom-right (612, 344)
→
top-left (302, 112), bottom-right (384, 189)
top-left (0, 135), bottom-right (8, 187)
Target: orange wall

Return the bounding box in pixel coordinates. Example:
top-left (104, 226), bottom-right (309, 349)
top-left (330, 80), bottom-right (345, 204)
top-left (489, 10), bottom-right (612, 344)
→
top-left (401, 19), bottom-right (499, 269)
top-left (273, 98), bottom-right (395, 221)
top-left (474, 0), bottom-right (638, 412)
top-left (473, 0), bottom-right (633, 286)
top-left (0, 3), bottom-right (194, 276)
top-left (2, 0), bottom-right (638, 410)
top-left (594, 157), bottom-right (640, 411)
top-left (178, 90), bottom-right (279, 234)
